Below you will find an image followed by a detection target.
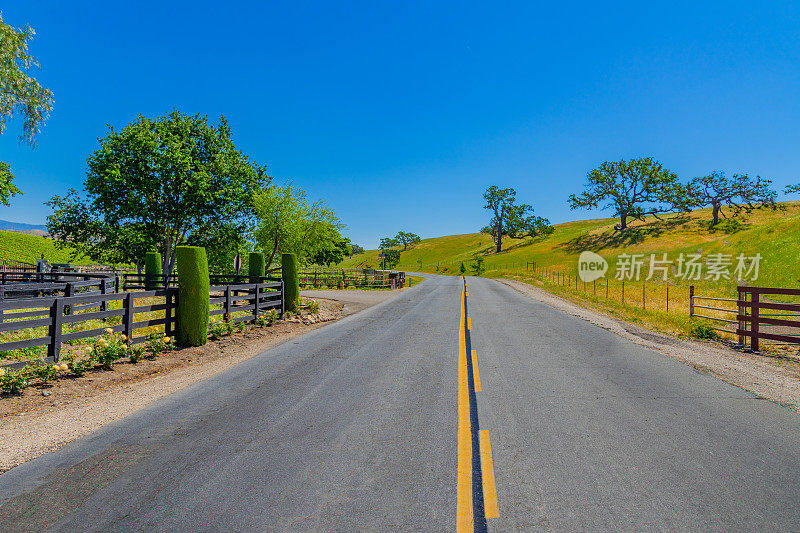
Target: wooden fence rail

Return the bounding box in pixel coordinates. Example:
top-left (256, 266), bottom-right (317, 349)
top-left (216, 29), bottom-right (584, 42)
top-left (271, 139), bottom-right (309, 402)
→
top-left (0, 279), bottom-right (285, 367)
top-left (690, 285), bottom-right (800, 351)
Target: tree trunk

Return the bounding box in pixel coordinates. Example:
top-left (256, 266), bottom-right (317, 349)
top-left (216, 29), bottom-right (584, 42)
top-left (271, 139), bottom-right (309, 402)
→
top-left (711, 203), bottom-right (720, 225)
top-left (619, 213), bottom-right (628, 230)
top-left (496, 230), bottom-right (502, 253)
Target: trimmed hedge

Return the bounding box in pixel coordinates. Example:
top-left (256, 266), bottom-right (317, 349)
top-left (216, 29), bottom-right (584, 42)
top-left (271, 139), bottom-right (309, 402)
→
top-left (176, 246), bottom-right (210, 347)
top-left (282, 253), bottom-right (299, 312)
top-left (145, 251), bottom-right (162, 290)
top-left (249, 252), bottom-right (265, 283)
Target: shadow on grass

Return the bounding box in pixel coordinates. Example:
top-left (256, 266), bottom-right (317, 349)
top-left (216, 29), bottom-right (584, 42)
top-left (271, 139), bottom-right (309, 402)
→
top-left (560, 215), bottom-right (690, 252)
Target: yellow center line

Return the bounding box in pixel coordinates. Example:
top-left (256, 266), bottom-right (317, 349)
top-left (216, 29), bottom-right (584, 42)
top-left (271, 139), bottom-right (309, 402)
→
top-left (467, 317), bottom-right (472, 330)
top-left (479, 430), bottom-right (499, 519)
top-left (457, 279), bottom-right (473, 532)
top-left (471, 350), bottom-right (481, 392)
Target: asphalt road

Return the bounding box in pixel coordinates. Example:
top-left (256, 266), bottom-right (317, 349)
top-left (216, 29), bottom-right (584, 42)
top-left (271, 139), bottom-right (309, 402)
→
top-left (1, 274), bottom-right (799, 531)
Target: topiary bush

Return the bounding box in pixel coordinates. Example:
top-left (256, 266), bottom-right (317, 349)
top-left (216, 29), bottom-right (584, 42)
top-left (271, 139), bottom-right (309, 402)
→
top-left (145, 251), bottom-right (163, 290)
top-left (282, 253), bottom-right (299, 313)
top-left (176, 246), bottom-right (210, 347)
top-left (249, 252), bottom-right (266, 282)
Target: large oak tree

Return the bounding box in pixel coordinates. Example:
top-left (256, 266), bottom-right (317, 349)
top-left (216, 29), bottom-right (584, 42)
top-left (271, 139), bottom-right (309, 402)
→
top-left (482, 186), bottom-right (552, 253)
top-left (686, 171), bottom-right (777, 225)
top-left (47, 111), bottom-right (268, 273)
top-left (568, 157), bottom-right (686, 230)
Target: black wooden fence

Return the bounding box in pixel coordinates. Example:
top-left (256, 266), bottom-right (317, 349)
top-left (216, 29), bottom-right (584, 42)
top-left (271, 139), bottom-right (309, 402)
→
top-left (0, 278), bottom-right (284, 367)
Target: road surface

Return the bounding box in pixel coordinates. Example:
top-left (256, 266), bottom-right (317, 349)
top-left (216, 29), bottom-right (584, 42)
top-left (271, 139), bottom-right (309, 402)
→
top-left (1, 275), bottom-right (799, 531)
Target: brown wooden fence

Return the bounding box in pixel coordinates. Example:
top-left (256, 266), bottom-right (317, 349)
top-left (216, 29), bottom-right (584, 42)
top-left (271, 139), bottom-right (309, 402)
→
top-left (299, 268), bottom-right (405, 288)
top-left (690, 285), bottom-right (800, 351)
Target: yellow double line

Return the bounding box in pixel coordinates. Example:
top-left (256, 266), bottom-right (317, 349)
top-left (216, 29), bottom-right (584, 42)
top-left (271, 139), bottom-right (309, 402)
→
top-left (457, 278), bottom-right (498, 532)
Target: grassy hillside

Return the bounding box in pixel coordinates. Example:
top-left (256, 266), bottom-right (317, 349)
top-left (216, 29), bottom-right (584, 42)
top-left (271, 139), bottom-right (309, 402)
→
top-left (343, 202), bottom-right (800, 349)
top-left (0, 230), bottom-right (91, 265)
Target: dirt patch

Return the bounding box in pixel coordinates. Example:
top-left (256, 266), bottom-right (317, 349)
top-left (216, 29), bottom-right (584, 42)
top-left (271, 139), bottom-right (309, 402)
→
top-left (499, 278), bottom-right (800, 411)
top-left (0, 299), bottom-right (345, 472)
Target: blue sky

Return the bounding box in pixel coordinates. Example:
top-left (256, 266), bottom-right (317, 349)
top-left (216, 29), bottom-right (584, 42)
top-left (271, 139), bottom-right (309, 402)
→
top-left (1, 1), bottom-right (799, 248)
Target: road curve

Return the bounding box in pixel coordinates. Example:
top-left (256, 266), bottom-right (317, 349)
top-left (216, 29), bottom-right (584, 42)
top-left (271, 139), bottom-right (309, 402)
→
top-left (1, 274), bottom-right (799, 531)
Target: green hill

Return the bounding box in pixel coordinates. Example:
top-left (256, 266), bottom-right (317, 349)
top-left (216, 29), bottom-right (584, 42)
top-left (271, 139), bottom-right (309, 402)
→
top-left (0, 230), bottom-right (92, 266)
top-left (344, 202), bottom-right (800, 291)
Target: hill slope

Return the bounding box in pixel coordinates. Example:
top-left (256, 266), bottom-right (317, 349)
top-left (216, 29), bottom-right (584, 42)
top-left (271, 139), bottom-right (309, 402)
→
top-left (0, 230), bottom-right (90, 265)
top-left (342, 202), bottom-right (800, 294)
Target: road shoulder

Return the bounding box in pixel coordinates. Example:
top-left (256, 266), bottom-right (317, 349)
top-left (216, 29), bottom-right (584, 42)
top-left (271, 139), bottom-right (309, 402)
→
top-left (499, 278), bottom-right (800, 411)
top-left (0, 292), bottom-right (397, 473)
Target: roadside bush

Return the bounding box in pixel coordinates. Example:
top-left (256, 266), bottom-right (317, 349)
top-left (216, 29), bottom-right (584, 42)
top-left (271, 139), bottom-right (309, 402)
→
top-left (235, 321), bottom-right (246, 332)
top-left (282, 253), bottom-right (300, 312)
top-left (62, 349), bottom-right (93, 376)
top-left (128, 345), bottom-right (144, 364)
top-left (176, 246), bottom-right (210, 347)
top-left (267, 308), bottom-right (279, 325)
top-left (31, 363), bottom-right (59, 385)
top-left (144, 332), bottom-right (175, 357)
top-left (0, 367), bottom-right (28, 395)
top-left (145, 251), bottom-right (163, 290)
top-left (93, 329), bottom-right (129, 369)
top-left (306, 299), bottom-right (319, 314)
top-left (691, 322), bottom-right (720, 340)
top-left (208, 320), bottom-right (232, 340)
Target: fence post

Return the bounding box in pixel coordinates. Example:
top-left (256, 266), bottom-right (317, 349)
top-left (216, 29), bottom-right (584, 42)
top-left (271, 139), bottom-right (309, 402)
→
top-left (225, 286), bottom-right (232, 322)
top-left (689, 285), bottom-right (694, 317)
top-left (0, 286), bottom-right (4, 325)
top-left (606, 278), bottom-right (609, 299)
top-left (280, 280), bottom-right (285, 317)
top-left (751, 291), bottom-right (760, 352)
top-left (737, 285), bottom-right (744, 347)
top-left (665, 280), bottom-right (669, 313)
top-left (166, 291), bottom-right (175, 338)
top-left (48, 298), bottom-right (65, 362)
top-left (642, 280), bottom-right (645, 309)
top-left (622, 281), bottom-right (625, 304)
top-left (64, 283), bottom-right (74, 316)
top-left (593, 279), bottom-right (596, 295)
top-left (123, 292), bottom-right (134, 342)
top-left (253, 283), bottom-right (260, 322)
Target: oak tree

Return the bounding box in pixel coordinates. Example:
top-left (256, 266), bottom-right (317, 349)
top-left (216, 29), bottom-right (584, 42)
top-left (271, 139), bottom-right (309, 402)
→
top-left (686, 171), bottom-right (777, 225)
top-left (568, 157), bottom-right (686, 230)
top-left (482, 185), bottom-right (553, 253)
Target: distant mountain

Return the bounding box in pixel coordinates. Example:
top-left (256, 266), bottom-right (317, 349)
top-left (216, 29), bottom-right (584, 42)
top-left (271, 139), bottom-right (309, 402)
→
top-left (0, 219), bottom-right (47, 233)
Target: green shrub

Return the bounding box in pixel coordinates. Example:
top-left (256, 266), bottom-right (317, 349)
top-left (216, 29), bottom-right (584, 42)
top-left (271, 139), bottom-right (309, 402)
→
top-left (176, 246), bottom-right (210, 347)
top-left (62, 349), bottom-right (93, 376)
top-left (691, 322), bottom-right (720, 340)
top-left (145, 251), bottom-right (163, 290)
top-left (208, 320), bottom-right (232, 340)
top-left (307, 299), bottom-right (319, 314)
top-left (93, 329), bottom-right (129, 368)
top-left (282, 253), bottom-right (300, 313)
top-left (267, 308), bottom-right (279, 325)
top-left (31, 363), bottom-right (59, 385)
top-left (249, 252), bottom-right (266, 282)
top-left (0, 367), bottom-right (29, 395)
top-left (144, 332), bottom-right (175, 357)
top-left (128, 345), bottom-right (144, 364)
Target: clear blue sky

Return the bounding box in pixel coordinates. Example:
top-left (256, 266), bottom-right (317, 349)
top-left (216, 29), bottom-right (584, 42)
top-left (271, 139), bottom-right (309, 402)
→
top-left (1, 1), bottom-right (799, 249)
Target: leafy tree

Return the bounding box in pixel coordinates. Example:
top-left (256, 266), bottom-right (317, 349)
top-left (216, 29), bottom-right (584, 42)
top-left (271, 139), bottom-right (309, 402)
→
top-left (787, 183), bottom-right (800, 196)
top-left (380, 249), bottom-right (401, 269)
top-left (481, 185), bottom-right (553, 253)
top-left (395, 231), bottom-right (421, 251)
top-left (459, 262), bottom-right (466, 274)
top-left (380, 237), bottom-right (400, 249)
top-left (186, 222), bottom-right (252, 275)
top-left (0, 13), bottom-right (54, 207)
top-left (0, 162), bottom-right (22, 206)
top-left (470, 256), bottom-right (485, 276)
top-left (349, 243), bottom-right (365, 256)
top-left (568, 157), bottom-right (686, 230)
top-left (0, 13), bottom-right (53, 144)
top-left (309, 236), bottom-right (351, 266)
top-left (686, 171), bottom-right (777, 225)
top-left (252, 183), bottom-right (345, 268)
top-left (47, 111), bottom-right (267, 274)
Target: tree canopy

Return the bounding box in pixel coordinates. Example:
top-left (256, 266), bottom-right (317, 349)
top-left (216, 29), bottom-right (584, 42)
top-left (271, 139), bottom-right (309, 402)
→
top-left (686, 171), bottom-right (777, 225)
top-left (0, 13), bottom-right (53, 145)
top-left (787, 184), bottom-right (800, 196)
top-left (0, 13), bottom-right (54, 209)
top-left (394, 231), bottom-right (421, 251)
top-left (568, 157), bottom-right (686, 230)
top-left (481, 185), bottom-right (552, 253)
top-left (47, 111), bottom-right (267, 273)
top-left (252, 183), bottom-right (345, 268)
